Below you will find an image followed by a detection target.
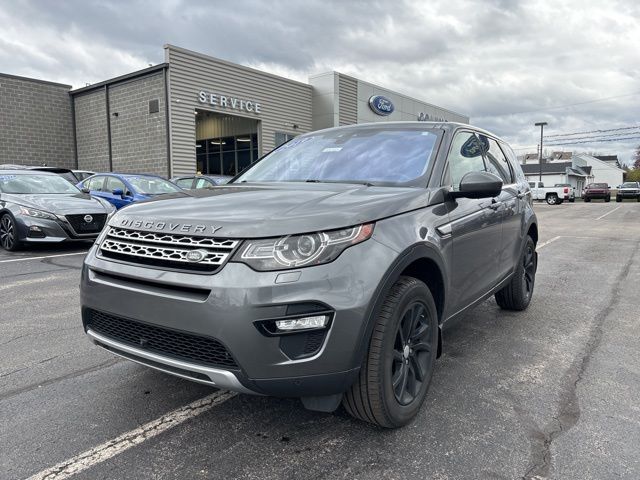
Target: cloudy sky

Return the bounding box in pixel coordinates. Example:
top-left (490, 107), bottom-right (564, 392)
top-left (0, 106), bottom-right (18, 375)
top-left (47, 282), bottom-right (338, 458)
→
top-left (1, 0), bottom-right (639, 163)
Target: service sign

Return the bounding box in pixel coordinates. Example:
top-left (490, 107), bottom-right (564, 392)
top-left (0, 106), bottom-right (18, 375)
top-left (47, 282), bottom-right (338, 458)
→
top-left (198, 91), bottom-right (261, 114)
top-left (368, 95), bottom-right (394, 116)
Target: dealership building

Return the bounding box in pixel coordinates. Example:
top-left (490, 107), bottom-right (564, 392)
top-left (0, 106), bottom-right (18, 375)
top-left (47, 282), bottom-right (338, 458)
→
top-left (0, 45), bottom-right (468, 178)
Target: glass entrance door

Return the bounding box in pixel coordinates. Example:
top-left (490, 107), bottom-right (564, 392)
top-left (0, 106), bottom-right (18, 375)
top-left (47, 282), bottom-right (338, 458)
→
top-left (195, 110), bottom-right (260, 176)
top-left (196, 134), bottom-right (259, 175)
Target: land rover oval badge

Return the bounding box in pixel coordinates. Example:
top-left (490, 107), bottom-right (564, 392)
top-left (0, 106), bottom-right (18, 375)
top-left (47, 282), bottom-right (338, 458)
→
top-left (186, 249), bottom-right (207, 263)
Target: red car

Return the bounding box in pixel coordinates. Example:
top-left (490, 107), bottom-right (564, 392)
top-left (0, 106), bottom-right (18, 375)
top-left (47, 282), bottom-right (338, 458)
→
top-left (583, 183), bottom-right (611, 202)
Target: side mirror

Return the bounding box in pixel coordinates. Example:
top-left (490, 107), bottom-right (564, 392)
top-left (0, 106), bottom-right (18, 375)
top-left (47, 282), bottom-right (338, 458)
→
top-left (81, 187), bottom-right (91, 194)
top-left (452, 171), bottom-right (503, 199)
top-left (112, 188), bottom-right (124, 197)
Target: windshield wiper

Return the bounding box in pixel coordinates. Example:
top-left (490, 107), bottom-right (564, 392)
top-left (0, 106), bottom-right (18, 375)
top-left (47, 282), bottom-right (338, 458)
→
top-left (304, 179), bottom-right (374, 187)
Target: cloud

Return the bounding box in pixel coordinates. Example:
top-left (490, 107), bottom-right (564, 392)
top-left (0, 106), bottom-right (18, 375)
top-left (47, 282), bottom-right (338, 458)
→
top-left (1, 0), bottom-right (639, 163)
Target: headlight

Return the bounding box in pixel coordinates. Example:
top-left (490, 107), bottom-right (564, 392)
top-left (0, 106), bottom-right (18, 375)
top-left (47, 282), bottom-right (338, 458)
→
top-left (233, 223), bottom-right (374, 271)
top-left (19, 206), bottom-right (57, 220)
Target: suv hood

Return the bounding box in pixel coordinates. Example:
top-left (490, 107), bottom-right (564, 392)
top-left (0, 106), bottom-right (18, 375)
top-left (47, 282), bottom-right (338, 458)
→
top-left (111, 183), bottom-right (431, 238)
top-left (6, 193), bottom-right (110, 214)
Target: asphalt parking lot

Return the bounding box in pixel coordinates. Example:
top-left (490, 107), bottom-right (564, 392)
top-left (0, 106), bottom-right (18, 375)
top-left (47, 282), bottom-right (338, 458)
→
top-left (2, 201), bottom-right (639, 480)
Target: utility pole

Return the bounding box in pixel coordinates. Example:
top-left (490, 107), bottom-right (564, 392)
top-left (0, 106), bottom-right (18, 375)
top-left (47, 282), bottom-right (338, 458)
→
top-left (535, 122), bottom-right (548, 182)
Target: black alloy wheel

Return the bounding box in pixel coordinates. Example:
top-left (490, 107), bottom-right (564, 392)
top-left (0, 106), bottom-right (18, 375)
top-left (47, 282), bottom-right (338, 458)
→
top-left (0, 214), bottom-right (19, 251)
top-left (342, 276), bottom-right (438, 428)
top-left (495, 235), bottom-right (537, 311)
top-left (522, 239), bottom-right (536, 303)
top-left (392, 302), bottom-right (434, 406)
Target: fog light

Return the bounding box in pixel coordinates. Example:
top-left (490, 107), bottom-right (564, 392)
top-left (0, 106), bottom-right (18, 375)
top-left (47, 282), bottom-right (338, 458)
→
top-left (28, 226), bottom-right (46, 238)
top-left (275, 315), bottom-right (329, 331)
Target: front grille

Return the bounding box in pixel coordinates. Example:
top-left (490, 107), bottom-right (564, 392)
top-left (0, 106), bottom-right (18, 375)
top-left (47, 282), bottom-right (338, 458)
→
top-left (66, 213), bottom-right (107, 234)
top-left (98, 226), bottom-right (239, 273)
top-left (86, 309), bottom-right (239, 369)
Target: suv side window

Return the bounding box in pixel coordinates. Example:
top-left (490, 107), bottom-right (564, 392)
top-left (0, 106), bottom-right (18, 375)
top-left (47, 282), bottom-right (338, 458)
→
top-left (105, 176), bottom-right (126, 193)
top-left (479, 135), bottom-right (513, 184)
top-left (447, 131), bottom-right (487, 190)
top-left (175, 178), bottom-right (194, 189)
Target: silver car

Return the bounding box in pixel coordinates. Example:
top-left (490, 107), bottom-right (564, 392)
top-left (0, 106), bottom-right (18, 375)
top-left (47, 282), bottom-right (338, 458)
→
top-left (0, 170), bottom-right (115, 251)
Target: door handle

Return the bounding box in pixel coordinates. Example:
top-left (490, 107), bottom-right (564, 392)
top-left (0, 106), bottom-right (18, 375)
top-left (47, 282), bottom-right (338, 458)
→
top-left (517, 191), bottom-right (528, 199)
top-left (488, 201), bottom-right (503, 210)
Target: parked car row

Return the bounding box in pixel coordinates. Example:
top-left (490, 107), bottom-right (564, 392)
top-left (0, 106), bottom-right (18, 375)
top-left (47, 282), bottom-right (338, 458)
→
top-left (528, 181), bottom-right (640, 204)
top-left (0, 164), bottom-right (233, 250)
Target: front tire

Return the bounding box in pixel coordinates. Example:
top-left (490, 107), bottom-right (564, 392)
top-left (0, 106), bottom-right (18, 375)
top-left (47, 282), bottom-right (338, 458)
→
top-left (616, 196), bottom-right (622, 202)
top-left (605, 196), bottom-right (611, 202)
top-left (343, 276), bottom-right (438, 428)
top-left (0, 214), bottom-right (20, 251)
top-left (584, 197), bottom-right (591, 202)
top-left (495, 235), bottom-right (537, 311)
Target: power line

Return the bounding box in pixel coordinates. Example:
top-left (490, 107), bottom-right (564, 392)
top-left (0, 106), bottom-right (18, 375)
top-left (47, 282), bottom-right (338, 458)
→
top-left (545, 125), bottom-right (640, 138)
top-left (544, 130), bottom-right (640, 143)
top-left (545, 135), bottom-right (640, 146)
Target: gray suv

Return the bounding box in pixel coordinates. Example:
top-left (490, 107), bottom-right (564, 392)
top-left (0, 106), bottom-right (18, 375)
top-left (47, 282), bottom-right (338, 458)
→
top-left (81, 122), bottom-right (538, 428)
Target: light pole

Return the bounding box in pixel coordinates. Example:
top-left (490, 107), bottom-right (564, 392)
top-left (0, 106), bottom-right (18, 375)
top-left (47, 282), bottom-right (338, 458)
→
top-left (535, 122), bottom-right (548, 182)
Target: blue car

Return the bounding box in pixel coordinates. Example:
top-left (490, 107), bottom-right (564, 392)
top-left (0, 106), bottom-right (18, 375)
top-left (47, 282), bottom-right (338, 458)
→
top-left (77, 173), bottom-right (183, 209)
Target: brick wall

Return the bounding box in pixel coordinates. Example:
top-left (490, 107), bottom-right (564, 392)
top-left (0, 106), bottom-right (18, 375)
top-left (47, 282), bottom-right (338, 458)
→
top-left (109, 72), bottom-right (168, 176)
top-left (0, 74), bottom-right (75, 168)
top-left (74, 89), bottom-right (109, 172)
top-left (73, 72), bottom-right (168, 176)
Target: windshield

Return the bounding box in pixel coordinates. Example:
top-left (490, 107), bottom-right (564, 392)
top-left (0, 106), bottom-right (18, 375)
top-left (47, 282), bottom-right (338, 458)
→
top-left (234, 127), bottom-right (440, 185)
top-left (126, 176), bottom-right (182, 195)
top-left (588, 183), bottom-right (608, 188)
top-left (621, 182), bottom-right (637, 188)
top-left (0, 173), bottom-right (80, 194)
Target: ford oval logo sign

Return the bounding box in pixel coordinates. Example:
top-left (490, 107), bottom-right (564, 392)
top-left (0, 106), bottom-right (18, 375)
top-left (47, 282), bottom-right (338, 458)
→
top-left (368, 95), bottom-right (394, 116)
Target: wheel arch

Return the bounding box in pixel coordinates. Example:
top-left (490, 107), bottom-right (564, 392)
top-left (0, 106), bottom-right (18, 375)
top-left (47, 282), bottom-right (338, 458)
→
top-left (353, 243), bottom-right (448, 366)
top-left (527, 221), bottom-right (539, 245)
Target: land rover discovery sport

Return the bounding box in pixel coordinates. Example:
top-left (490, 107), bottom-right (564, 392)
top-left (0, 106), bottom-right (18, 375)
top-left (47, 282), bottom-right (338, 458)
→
top-left (81, 122), bottom-right (538, 428)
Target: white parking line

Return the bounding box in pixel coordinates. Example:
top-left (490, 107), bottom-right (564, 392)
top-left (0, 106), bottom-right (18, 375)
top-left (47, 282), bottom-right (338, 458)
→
top-left (595, 206), bottom-right (621, 220)
top-left (26, 390), bottom-right (236, 480)
top-left (0, 252), bottom-right (87, 264)
top-left (536, 236), bottom-right (561, 250)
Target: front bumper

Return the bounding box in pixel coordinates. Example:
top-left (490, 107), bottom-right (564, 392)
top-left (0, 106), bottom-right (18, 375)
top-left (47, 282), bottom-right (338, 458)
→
top-left (15, 215), bottom-right (102, 243)
top-left (80, 238), bottom-right (398, 397)
top-left (584, 192), bottom-right (608, 199)
top-left (617, 191), bottom-right (640, 198)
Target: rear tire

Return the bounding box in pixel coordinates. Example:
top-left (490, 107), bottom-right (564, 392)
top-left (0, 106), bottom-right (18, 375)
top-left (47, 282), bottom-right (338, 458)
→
top-left (495, 236), bottom-right (537, 311)
top-left (569, 197), bottom-right (575, 203)
top-left (0, 214), bottom-right (20, 251)
top-left (546, 194), bottom-right (558, 205)
top-left (343, 276), bottom-right (438, 428)
top-left (584, 197), bottom-right (591, 202)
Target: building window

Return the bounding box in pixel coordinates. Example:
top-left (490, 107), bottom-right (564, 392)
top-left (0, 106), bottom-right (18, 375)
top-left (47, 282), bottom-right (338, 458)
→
top-left (275, 132), bottom-right (296, 148)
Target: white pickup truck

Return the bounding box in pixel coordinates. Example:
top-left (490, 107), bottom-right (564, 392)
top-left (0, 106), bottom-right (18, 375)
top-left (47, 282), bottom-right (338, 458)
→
top-left (528, 181), bottom-right (572, 205)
